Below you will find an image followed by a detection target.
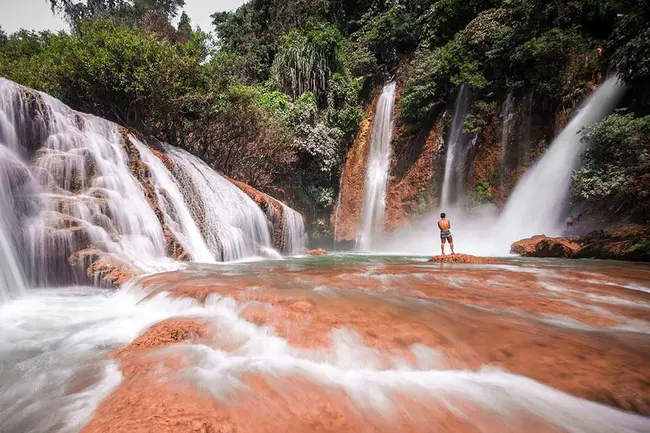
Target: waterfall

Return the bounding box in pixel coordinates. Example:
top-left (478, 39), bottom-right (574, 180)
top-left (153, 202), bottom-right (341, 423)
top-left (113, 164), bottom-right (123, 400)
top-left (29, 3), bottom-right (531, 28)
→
top-left (163, 146), bottom-right (274, 261)
top-left (0, 78), bottom-right (174, 285)
top-left (499, 91), bottom-right (515, 184)
top-left (496, 76), bottom-right (625, 241)
top-left (0, 77), bottom-right (304, 289)
top-left (130, 137), bottom-right (215, 263)
top-left (280, 203), bottom-right (307, 254)
top-left (356, 82), bottom-right (396, 251)
top-left (0, 147), bottom-right (30, 301)
top-left (440, 85), bottom-right (470, 209)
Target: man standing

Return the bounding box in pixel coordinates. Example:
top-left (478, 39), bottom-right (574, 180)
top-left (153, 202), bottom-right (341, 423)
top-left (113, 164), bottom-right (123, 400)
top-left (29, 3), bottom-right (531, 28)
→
top-left (437, 212), bottom-right (455, 255)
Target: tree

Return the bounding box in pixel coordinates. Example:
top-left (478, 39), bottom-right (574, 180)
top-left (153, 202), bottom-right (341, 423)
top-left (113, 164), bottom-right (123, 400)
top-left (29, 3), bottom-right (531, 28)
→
top-left (47, 0), bottom-right (185, 28)
top-left (573, 113), bottom-right (650, 221)
top-left (0, 26), bottom-right (8, 45)
top-left (177, 11), bottom-right (192, 41)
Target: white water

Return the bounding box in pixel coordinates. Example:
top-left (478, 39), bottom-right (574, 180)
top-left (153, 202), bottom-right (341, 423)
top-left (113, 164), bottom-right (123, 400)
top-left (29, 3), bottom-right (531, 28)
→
top-left (357, 82), bottom-right (396, 251)
top-left (0, 78), bottom-right (304, 288)
top-left (130, 137), bottom-right (215, 263)
top-left (496, 76), bottom-right (626, 244)
top-left (164, 145), bottom-right (274, 261)
top-left (440, 85), bottom-right (470, 209)
top-left (0, 147), bottom-right (29, 301)
top-left (0, 272), bottom-right (647, 432)
top-left (380, 77), bottom-right (626, 256)
top-left (0, 78), bottom-right (175, 287)
top-left (280, 203), bottom-right (307, 254)
top-left (175, 284), bottom-right (648, 433)
top-left (0, 283), bottom-right (237, 433)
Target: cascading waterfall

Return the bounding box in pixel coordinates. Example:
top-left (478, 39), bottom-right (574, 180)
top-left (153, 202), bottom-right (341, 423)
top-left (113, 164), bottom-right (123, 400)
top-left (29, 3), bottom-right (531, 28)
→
top-left (0, 147), bottom-right (30, 301)
top-left (131, 137), bottom-right (215, 263)
top-left (0, 78), bottom-right (172, 285)
top-left (280, 203), bottom-right (307, 254)
top-left (356, 82), bottom-right (396, 251)
top-left (0, 77), bottom-right (304, 290)
top-left (496, 76), bottom-right (625, 243)
top-left (163, 145), bottom-right (274, 261)
top-left (440, 84), bottom-right (470, 209)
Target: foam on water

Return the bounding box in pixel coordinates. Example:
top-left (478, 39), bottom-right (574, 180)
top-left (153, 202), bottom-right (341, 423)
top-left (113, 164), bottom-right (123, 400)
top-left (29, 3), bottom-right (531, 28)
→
top-left (176, 295), bottom-right (649, 433)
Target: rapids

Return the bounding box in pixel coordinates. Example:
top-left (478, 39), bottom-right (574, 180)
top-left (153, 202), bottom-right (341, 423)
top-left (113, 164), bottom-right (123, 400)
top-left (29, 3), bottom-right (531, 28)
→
top-left (1, 256), bottom-right (650, 432)
top-left (0, 67), bottom-right (647, 433)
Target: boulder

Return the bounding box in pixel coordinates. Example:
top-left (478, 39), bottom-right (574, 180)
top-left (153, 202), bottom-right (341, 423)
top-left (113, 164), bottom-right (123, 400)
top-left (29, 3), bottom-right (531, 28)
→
top-left (511, 235), bottom-right (581, 258)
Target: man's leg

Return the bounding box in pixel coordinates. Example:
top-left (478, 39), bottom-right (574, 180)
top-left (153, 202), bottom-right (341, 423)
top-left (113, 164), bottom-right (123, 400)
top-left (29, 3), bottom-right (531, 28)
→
top-left (449, 235), bottom-right (455, 254)
top-left (440, 237), bottom-right (446, 255)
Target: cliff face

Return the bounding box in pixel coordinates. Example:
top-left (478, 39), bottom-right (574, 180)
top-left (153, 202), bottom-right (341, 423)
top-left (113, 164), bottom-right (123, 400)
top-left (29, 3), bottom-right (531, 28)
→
top-left (336, 79), bottom-right (590, 242)
top-left (332, 91), bottom-right (380, 243)
top-left (385, 102), bottom-right (446, 230)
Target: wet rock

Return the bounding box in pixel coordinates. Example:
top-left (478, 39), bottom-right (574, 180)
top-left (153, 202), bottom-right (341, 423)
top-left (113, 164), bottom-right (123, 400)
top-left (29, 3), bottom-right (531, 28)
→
top-left (577, 225), bottom-right (650, 261)
top-left (511, 225), bottom-right (650, 261)
top-left (69, 248), bottom-right (142, 286)
top-left (119, 128), bottom-right (189, 261)
top-left (428, 254), bottom-right (505, 263)
top-left (511, 235), bottom-right (581, 258)
top-left (333, 91), bottom-right (380, 242)
top-left (305, 249), bottom-right (329, 256)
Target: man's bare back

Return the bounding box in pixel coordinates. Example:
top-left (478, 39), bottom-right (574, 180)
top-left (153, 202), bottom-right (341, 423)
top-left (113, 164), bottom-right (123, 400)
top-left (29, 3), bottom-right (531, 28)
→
top-left (437, 213), bottom-right (455, 255)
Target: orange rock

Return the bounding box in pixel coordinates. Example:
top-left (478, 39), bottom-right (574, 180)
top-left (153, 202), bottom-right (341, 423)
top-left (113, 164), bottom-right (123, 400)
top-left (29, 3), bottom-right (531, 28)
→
top-left (305, 249), bottom-right (329, 256)
top-left (511, 225), bottom-right (650, 261)
top-left (428, 253), bottom-right (505, 264)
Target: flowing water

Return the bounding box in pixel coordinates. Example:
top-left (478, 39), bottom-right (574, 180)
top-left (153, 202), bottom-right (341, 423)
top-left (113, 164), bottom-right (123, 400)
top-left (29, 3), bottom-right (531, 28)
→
top-left (357, 82), bottom-right (396, 251)
top-left (381, 78), bottom-right (626, 256)
top-left (496, 76), bottom-right (625, 243)
top-left (440, 84), bottom-right (470, 209)
top-left (1, 256), bottom-right (649, 432)
top-left (163, 145), bottom-right (274, 261)
top-left (1, 76), bottom-right (646, 433)
top-left (280, 202), bottom-right (307, 254)
top-left (0, 78), bottom-right (305, 290)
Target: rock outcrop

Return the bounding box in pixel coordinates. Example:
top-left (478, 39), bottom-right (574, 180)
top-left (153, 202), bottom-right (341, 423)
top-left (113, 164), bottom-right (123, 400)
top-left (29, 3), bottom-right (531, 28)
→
top-left (511, 225), bottom-right (650, 261)
top-left (510, 235), bottom-right (582, 258)
top-left (428, 254), bottom-right (505, 264)
top-left (333, 91), bottom-right (380, 242)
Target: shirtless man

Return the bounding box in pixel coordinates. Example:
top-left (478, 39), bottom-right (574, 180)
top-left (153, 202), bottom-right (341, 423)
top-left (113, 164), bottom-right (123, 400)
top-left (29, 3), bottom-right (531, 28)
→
top-left (437, 212), bottom-right (455, 255)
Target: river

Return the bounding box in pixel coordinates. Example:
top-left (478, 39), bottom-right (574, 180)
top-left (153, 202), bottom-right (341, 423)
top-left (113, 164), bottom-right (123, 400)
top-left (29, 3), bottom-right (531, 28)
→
top-left (1, 255), bottom-right (649, 432)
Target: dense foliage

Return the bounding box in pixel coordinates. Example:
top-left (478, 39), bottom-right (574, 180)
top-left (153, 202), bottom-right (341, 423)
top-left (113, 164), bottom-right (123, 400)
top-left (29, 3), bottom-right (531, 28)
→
top-left (1, 0), bottom-right (649, 232)
top-left (574, 113), bottom-right (650, 221)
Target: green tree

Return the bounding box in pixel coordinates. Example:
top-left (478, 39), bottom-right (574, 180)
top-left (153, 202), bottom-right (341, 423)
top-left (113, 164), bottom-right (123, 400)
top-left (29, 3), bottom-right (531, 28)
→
top-left (573, 113), bottom-right (650, 221)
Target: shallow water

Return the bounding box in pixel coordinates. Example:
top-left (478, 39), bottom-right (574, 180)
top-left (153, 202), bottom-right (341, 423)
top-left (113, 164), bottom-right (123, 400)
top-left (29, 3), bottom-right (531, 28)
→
top-left (1, 256), bottom-right (650, 432)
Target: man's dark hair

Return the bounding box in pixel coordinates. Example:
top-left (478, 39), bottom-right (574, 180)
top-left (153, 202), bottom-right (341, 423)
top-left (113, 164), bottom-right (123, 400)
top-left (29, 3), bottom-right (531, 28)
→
top-left (440, 212), bottom-right (446, 218)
